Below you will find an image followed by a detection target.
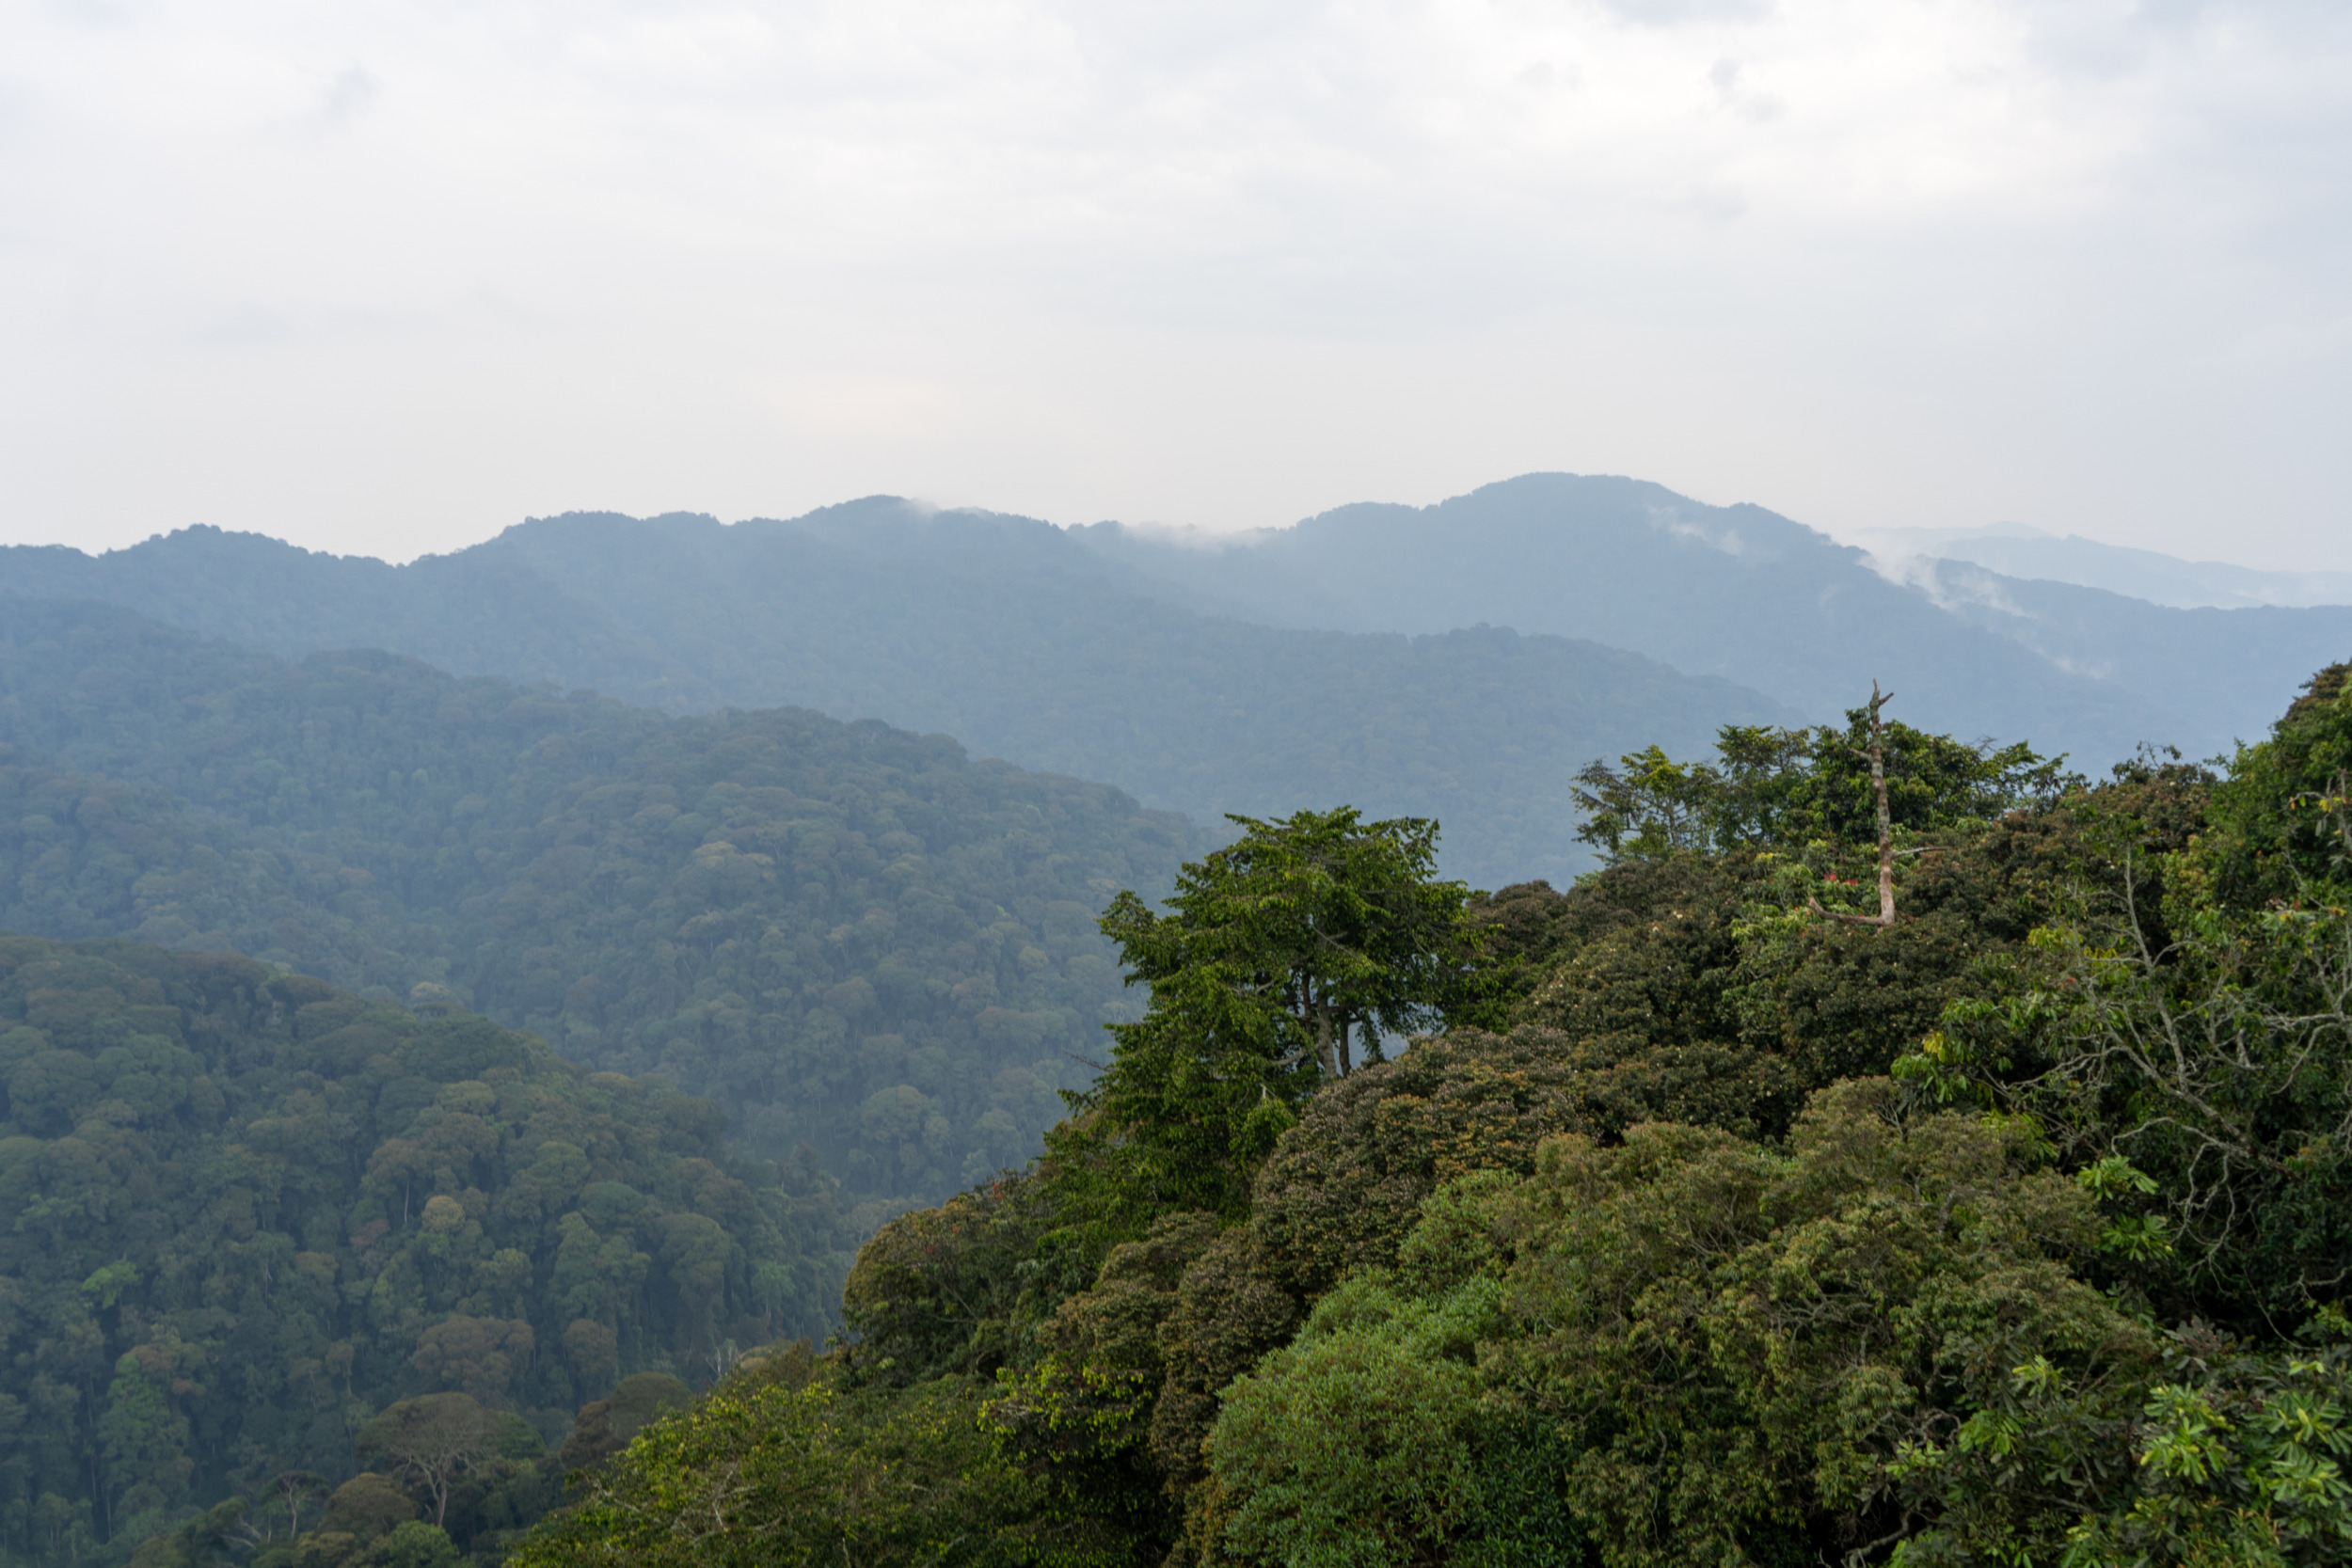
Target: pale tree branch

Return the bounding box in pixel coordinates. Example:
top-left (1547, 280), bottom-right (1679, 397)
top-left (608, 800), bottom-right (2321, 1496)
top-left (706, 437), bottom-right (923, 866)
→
top-left (1811, 680), bottom-right (1899, 928)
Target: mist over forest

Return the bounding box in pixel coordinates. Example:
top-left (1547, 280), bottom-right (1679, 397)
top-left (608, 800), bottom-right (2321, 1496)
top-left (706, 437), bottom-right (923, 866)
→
top-left (11, 474), bottom-right (2348, 886)
top-left (5, 472), bottom-right (2352, 1568)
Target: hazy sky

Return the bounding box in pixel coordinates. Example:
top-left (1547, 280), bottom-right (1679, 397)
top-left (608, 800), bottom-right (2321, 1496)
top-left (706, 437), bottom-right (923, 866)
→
top-left (5, 0), bottom-right (2348, 567)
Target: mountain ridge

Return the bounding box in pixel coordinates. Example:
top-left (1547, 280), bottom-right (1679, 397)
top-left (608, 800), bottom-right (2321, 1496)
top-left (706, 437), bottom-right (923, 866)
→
top-left (1848, 524), bottom-right (2352, 610)
top-left (0, 596), bottom-right (1199, 1208)
top-left (11, 471), bottom-right (2342, 865)
top-left (0, 500), bottom-right (1806, 888)
top-left (1073, 472), bottom-right (2352, 759)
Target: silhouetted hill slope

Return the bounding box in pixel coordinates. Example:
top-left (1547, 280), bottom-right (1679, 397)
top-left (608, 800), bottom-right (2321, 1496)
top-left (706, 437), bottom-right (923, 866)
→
top-left (0, 508), bottom-right (1801, 887)
top-left (1846, 524), bottom-right (2352, 610)
top-left (0, 599), bottom-right (1197, 1207)
top-left (1878, 558), bottom-right (2352, 752)
top-left (0, 526), bottom-right (708, 708)
top-left (0, 932), bottom-right (842, 1560)
top-left (1075, 474), bottom-right (2212, 758)
top-left (474, 502), bottom-right (1798, 887)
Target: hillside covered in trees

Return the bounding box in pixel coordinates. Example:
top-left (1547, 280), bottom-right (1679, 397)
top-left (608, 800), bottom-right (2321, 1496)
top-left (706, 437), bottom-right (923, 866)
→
top-left (1074, 473), bottom-right (2352, 761)
top-left (507, 661), bottom-right (2352, 1567)
top-left (10, 527), bottom-right (2352, 1566)
top-left (5, 499), bottom-right (1797, 890)
top-left (0, 935), bottom-right (831, 1567)
top-left (0, 599), bottom-right (1197, 1212)
top-left (12, 476), bottom-right (2342, 812)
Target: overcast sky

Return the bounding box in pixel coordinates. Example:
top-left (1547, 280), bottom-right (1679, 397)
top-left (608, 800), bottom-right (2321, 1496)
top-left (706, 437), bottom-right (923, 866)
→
top-left (4, 0), bottom-right (2347, 567)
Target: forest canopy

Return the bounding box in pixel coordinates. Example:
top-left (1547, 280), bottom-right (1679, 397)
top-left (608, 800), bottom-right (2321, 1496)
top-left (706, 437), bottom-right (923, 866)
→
top-left (0, 935), bottom-right (834, 1568)
top-left (0, 599), bottom-right (1199, 1214)
top-left (11, 568), bottom-right (2352, 1568)
top-left (515, 661), bottom-right (2352, 1568)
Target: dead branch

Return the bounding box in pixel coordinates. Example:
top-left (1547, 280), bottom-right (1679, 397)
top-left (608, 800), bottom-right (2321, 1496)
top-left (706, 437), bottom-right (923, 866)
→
top-left (1810, 679), bottom-right (1898, 928)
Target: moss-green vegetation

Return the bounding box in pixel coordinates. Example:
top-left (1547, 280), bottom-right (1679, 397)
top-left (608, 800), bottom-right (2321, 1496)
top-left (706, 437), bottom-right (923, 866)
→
top-left (0, 599), bottom-right (1198, 1208)
top-left (0, 936), bottom-right (842, 1567)
top-left (517, 663), bottom-right (2352, 1568)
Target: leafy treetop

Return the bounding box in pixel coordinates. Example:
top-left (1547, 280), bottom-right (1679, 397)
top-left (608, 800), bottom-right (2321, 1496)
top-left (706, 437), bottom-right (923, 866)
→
top-left (1050, 808), bottom-right (1502, 1230)
top-left (1573, 705), bottom-right (2073, 863)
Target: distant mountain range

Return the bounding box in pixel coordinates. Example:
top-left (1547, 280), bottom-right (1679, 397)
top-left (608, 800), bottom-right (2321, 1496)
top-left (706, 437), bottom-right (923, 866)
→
top-left (1069, 477), bottom-right (2352, 765)
top-left (4, 472), bottom-right (2346, 889)
top-left (0, 498), bottom-right (1795, 888)
top-left (1847, 523), bottom-right (2352, 611)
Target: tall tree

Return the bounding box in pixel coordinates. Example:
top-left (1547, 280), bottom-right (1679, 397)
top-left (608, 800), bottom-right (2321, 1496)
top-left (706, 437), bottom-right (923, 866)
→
top-left (1810, 680), bottom-right (1898, 927)
top-left (1052, 808), bottom-right (1499, 1224)
top-left (2184, 659), bottom-right (2352, 907)
top-left (1573, 696), bottom-right (2069, 863)
top-left (354, 1395), bottom-right (506, 1529)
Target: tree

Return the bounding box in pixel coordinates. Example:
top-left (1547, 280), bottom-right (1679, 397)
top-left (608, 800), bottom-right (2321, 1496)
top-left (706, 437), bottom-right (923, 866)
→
top-left (355, 1395), bottom-right (506, 1528)
top-left (509, 1370), bottom-right (1033, 1568)
top-left (232, 1471), bottom-right (327, 1553)
top-left (556, 1373), bottom-right (694, 1475)
top-left (1899, 872), bottom-right (2352, 1326)
top-left (1809, 678), bottom-right (1898, 928)
top-left (1104, 808), bottom-right (1493, 1081)
top-left (318, 1472), bottom-right (418, 1540)
top-left (123, 1498), bottom-right (245, 1568)
top-left (1573, 700), bottom-right (2069, 863)
top-left (409, 1316), bottom-right (534, 1405)
top-left (840, 1173), bottom-right (1061, 1387)
top-left (1198, 1271), bottom-right (1580, 1568)
top-left (1202, 1081), bottom-right (2154, 1568)
top-left (2182, 659), bottom-right (2352, 908)
top-left (2060, 1321), bottom-right (2352, 1568)
top-left (1054, 808), bottom-right (1499, 1223)
top-left (1569, 745), bottom-right (1723, 861)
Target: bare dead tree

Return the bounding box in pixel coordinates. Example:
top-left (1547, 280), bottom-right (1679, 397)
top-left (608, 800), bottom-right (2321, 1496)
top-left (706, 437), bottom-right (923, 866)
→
top-left (1811, 679), bottom-right (1899, 928)
top-left (235, 1472), bottom-right (327, 1551)
top-left (357, 1393), bottom-right (504, 1528)
top-left (1947, 860), bottom-right (2352, 1301)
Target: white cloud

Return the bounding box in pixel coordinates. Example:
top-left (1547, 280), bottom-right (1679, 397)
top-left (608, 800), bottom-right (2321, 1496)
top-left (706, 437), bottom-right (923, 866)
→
top-left (0, 0), bottom-right (2347, 564)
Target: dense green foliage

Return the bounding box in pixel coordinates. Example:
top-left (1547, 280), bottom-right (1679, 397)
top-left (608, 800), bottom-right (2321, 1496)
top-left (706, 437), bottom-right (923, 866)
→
top-left (1570, 710), bottom-right (2073, 862)
top-left (514, 663), bottom-right (2352, 1568)
top-left (0, 935), bottom-right (836, 1566)
top-left (505, 1349), bottom-right (1037, 1568)
top-left (1899, 664), bottom-right (2352, 1330)
top-left (1202, 1084), bottom-right (2153, 1568)
top-left (1052, 809), bottom-right (1502, 1227)
top-left (2178, 659), bottom-right (2352, 908)
top-left (13, 541), bottom-right (2352, 1568)
top-left (0, 599), bottom-right (1196, 1208)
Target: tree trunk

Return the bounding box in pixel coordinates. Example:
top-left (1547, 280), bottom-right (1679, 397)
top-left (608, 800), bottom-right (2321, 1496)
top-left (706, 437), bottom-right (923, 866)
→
top-left (1812, 680), bottom-right (1898, 929)
top-left (1869, 680), bottom-right (1896, 925)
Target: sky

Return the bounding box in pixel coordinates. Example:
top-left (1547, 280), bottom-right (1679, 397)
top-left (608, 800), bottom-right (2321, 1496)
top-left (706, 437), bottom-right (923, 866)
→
top-left (3, 0), bottom-right (2348, 568)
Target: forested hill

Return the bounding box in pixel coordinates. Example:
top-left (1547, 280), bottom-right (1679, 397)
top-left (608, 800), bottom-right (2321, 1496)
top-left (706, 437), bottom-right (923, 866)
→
top-left (507, 663), bottom-right (2352, 1568)
top-left (0, 509), bottom-right (1799, 889)
top-left (0, 527), bottom-right (707, 714)
top-left (0, 932), bottom-right (841, 1564)
top-left (10, 477), bottom-right (2342, 847)
top-left (0, 598), bottom-right (1198, 1212)
top-left (1073, 473), bottom-right (2352, 760)
top-left (20, 476), bottom-right (2343, 881)
top-left (1879, 555), bottom-right (2352, 750)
